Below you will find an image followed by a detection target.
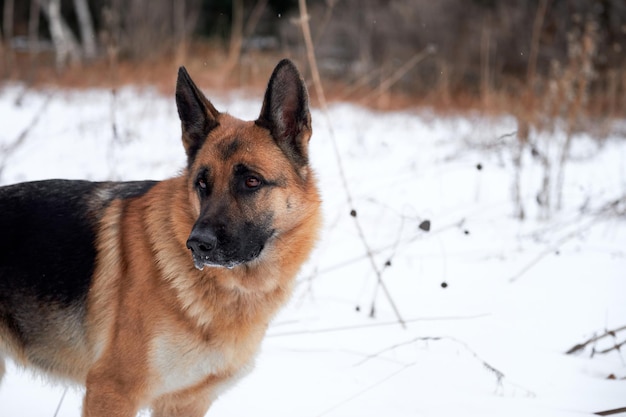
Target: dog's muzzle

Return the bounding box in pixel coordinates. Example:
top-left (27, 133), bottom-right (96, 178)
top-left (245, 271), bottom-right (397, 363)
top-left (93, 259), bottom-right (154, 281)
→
top-left (186, 228), bottom-right (223, 270)
top-left (186, 226), bottom-right (266, 271)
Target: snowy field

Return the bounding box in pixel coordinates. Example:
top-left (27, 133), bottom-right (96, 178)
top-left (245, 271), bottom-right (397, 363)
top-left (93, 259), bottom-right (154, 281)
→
top-left (0, 83), bottom-right (625, 416)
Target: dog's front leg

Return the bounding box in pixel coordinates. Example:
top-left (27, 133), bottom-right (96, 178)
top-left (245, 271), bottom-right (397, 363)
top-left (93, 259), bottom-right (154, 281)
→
top-left (151, 394), bottom-right (213, 417)
top-left (83, 366), bottom-right (144, 417)
top-left (151, 379), bottom-right (217, 417)
top-left (83, 389), bottom-right (138, 417)
top-left (83, 387), bottom-right (139, 417)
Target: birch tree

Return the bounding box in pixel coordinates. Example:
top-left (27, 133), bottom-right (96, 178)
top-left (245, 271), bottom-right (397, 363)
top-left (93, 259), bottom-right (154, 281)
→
top-left (41, 0), bottom-right (82, 70)
top-left (2, 0), bottom-right (14, 73)
top-left (73, 0), bottom-right (97, 60)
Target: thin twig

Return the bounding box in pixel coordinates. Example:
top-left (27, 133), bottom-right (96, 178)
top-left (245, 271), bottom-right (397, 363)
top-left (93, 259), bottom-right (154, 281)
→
top-left (359, 45), bottom-right (436, 104)
top-left (296, 216), bottom-right (463, 283)
top-left (595, 407), bottom-right (626, 416)
top-left (566, 325), bottom-right (626, 355)
top-left (52, 386), bottom-right (68, 417)
top-left (368, 211), bottom-right (406, 317)
top-left (0, 92), bottom-right (52, 181)
top-left (510, 196), bottom-right (625, 283)
top-left (267, 313), bottom-right (489, 337)
top-left (354, 336), bottom-right (503, 382)
top-left (527, 0), bottom-right (550, 87)
top-left (594, 339), bottom-right (626, 355)
top-left (315, 363), bottom-right (414, 417)
top-left (508, 216), bottom-right (597, 283)
top-left (496, 130), bottom-right (518, 142)
top-left (339, 67), bottom-right (383, 100)
top-left (296, 0), bottom-right (406, 328)
top-left (352, 335), bottom-right (535, 398)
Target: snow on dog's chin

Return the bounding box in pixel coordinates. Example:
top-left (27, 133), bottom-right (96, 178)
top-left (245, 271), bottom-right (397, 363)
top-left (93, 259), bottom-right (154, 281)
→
top-left (191, 254), bottom-right (240, 271)
top-left (189, 245), bottom-right (267, 271)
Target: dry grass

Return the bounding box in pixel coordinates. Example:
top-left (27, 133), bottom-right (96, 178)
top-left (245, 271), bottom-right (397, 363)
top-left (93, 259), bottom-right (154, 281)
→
top-left (2, 42), bottom-right (625, 120)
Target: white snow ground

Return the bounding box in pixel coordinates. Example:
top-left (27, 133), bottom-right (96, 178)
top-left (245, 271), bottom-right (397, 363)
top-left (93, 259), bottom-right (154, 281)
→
top-left (0, 83), bottom-right (624, 417)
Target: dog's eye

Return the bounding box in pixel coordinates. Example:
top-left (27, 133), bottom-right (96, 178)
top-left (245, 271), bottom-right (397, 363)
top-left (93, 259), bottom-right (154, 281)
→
top-left (244, 176), bottom-right (261, 190)
top-left (197, 178), bottom-right (208, 190)
top-left (195, 169), bottom-right (210, 193)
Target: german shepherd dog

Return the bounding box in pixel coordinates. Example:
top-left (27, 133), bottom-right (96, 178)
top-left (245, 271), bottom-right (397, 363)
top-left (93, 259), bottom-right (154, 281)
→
top-left (0, 59), bottom-right (321, 416)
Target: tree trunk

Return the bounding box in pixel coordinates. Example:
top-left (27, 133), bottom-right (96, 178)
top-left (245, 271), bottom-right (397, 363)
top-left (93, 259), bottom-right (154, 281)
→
top-left (527, 0), bottom-right (550, 89)
top-left (221, 0), bottom-right (244, 78)
top-left (41, 0), bottom-right (82, 71)
top-left (28, 0), bottom-right (41, 79)
top-left (2, 0), bottom-right (15, 74)
top-left (73, 0), bottom-right (97, 60)
top-left (2, 0), bottom-right (14, 45)
top-left (173, 0), bottom-right (187, 63)
top-left (244, 0), bottom-right (268, 37)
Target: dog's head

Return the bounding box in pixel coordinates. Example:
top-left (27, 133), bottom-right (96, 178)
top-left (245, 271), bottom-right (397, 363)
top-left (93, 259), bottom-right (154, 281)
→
top-left (175, 60), bottom-right (319, 271)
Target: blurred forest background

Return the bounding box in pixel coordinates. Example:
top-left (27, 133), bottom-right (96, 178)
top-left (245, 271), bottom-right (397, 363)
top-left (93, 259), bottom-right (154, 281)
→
top-left (1, 0), bottom-right (626, 118)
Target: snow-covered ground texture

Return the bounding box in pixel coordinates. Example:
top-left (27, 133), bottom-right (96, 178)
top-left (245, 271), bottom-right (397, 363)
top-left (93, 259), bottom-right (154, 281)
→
top-left (0, 83), bottom-right (625, 417)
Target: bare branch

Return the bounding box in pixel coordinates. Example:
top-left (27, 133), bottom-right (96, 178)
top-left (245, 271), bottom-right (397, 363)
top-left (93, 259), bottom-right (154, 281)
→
top-left (0, 92), bottom-right (52, 181)
top-left (2, 0), bottom-right (15, 75)
top-left (244, 0), bottom-right (269, 37)
top-left (352, 335), bottom-right (536, 397)
top-left (527, 0), bottom-right (550, 87)
top-left (594, 339), bottom-right (626, 355)
top-left (221, 0), bottom-right (244, 79)
top-left (596, 407), bottom-right (626, 416)
top-left (359, 45), bottom-right (436, 105)
top-left (268, 313), bottom-right (489, 338)
top-left (53, 387), bottom-right (68, 417)
top-left (566, 325), bottom-right (626, 355)
top-left (315, 363), bottom-right (414, 417)
top-left (510, 196), bottom-right (626, 283)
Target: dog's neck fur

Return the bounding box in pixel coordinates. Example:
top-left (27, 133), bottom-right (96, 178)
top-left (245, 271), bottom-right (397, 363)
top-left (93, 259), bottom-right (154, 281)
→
top-left (146, 174), bottom-right (320, 334)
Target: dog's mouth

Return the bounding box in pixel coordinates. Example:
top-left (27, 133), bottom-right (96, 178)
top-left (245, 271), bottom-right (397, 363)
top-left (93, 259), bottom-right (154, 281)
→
top-left (191, 255), bottom-right (238, 271)
top-left (186, 220), bottom-right (274, 271)
top-left (189, 244), bottom-right (265, 271)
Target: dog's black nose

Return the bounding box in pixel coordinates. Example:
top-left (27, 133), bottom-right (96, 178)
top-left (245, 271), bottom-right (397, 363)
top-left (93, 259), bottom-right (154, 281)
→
top-left (186, 229), bottom-right (217, 256)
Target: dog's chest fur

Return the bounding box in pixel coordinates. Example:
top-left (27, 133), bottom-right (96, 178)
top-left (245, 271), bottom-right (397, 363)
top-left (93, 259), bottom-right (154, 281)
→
top-left (150, 327), bottom-right (257, 397)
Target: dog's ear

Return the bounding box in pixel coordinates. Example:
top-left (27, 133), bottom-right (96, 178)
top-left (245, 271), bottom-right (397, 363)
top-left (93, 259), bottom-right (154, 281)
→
top-left (256, 59), bottom-right (311, 168)
top-left (176, 67), bottom-right (220, 165)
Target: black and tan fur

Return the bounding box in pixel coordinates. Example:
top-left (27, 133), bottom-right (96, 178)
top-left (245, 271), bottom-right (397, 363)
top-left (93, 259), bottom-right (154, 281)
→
top-left (0, 59), bottom-right (321, 416)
